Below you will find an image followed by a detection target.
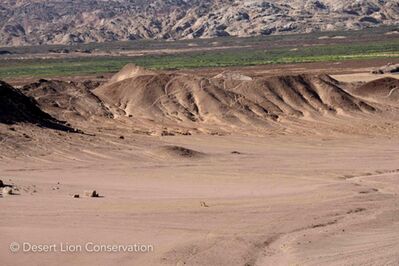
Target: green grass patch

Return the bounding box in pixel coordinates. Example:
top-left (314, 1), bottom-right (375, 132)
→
top-left (1, 38), bottom-right (398, 79)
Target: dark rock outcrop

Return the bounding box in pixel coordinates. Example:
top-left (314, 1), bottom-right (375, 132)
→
top-left (0, 80), bottom-right (77, 131)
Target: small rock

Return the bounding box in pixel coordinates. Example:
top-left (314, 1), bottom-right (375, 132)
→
top-left (84, 190), bottom-right (99, 198)
top-left (0, 180), bottom-right (3, 187)
top-left (73, 194), bottom-right (80, 198)
top-left (200, 201), bottom-right (209, 207)
top-left (2, 187), bottom-right (13, 195)
top-left (119, 136), bottom-right (125, 139)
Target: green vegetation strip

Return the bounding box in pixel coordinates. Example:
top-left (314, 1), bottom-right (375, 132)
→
top-left (0, 38), bottom-right (398, 78)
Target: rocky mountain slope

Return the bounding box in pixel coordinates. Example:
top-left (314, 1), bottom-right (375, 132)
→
top-left (0, 0), bottom-right (398, 47)
top-left (21, 79), bottom-right (113, 122)
top-left (0, 80), bottom-right (75, 131)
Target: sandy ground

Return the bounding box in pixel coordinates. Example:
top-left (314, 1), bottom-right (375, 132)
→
top-left (1, 134), bottom-right (399, 266)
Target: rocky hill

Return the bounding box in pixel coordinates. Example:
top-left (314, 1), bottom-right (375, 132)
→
top-left (0, 80), bottom-right (75, 131)
top-left (93, 65), bottom-right (378, 134)
top-left (0, 0), bottom-right (398, 47)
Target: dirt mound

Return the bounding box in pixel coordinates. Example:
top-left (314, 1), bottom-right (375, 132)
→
top-left (21, 79), bottom-right (113, 121)
top-left (108, 64), bottom-right (156, 84)
top-left (95, 68), bottom-right (376, 132)
top-left (0, 80), bottom-right (75, 131)
top-left (354, 77), bottom-right (399, 102)
top-left (152, 145), bottom-right (205, 159)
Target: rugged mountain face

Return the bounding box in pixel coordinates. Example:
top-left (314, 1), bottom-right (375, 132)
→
top-left (0, 0), bottom-right (398, 46)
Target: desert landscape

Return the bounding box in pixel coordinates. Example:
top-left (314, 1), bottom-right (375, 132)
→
top-left (1, 58), bottom-right (399, 265)
top-left (1, 1), bottom-right (399, 265)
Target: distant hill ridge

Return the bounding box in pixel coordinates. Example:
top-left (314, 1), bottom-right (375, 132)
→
top-left (0, 0), bottom-right (398, 46)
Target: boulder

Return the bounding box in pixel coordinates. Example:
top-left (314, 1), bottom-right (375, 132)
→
top-left (372, 64), bottom-right (399, 74)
